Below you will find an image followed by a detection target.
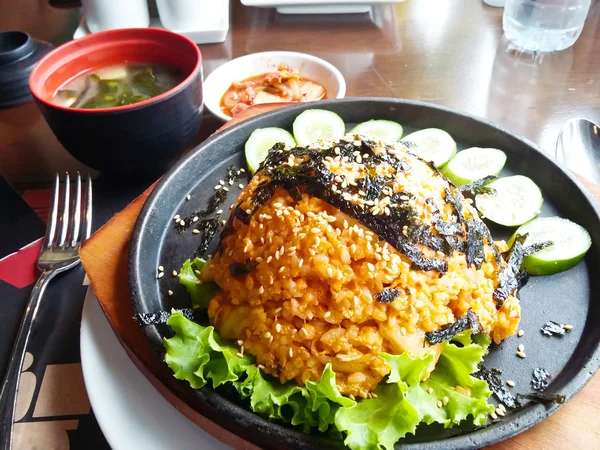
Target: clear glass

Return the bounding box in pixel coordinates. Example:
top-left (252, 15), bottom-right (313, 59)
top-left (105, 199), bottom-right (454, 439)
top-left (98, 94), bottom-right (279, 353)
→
top-left (503, 0), bottom-right (591, 52)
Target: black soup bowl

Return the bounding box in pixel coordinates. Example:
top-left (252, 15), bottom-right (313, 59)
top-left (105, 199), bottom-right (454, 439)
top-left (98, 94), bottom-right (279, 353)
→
top-left (29, 28), bottom-right (203, 178)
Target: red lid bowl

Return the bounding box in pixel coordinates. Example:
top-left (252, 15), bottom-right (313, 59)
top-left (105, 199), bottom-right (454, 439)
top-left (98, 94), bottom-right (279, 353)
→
top-left (29, 28), bottom-right (202, 113)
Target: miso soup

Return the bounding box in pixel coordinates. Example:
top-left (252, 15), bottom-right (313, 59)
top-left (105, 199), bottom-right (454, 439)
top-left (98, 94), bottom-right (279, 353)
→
top-left (53, 63), bottom-right (185, 109)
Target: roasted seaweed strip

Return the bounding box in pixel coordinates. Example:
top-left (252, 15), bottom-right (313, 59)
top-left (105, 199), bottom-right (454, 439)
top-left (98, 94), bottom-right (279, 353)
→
top-left (531, 367), bottom-right (551, 391)
top-left (459, 176), bottom-right (497, 196)
top-left (474, 366), bottom-right (521, 409)
top-left (229, 138), bottom-right (497, 274)
top-left (425, 309), bottom-right (483, 345)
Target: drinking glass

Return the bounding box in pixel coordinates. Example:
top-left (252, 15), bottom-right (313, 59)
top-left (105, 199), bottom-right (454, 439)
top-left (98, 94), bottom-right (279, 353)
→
top-left (503, 0), bottom-right (591, 52)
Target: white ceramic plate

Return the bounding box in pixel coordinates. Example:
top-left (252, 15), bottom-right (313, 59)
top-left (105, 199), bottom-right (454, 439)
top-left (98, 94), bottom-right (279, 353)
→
top-left (241, 0), bottom-right (405, 14)
top-left (203, 51), bottom-right (346, 122)
top-left (80, 289), bottom-right (230, 450)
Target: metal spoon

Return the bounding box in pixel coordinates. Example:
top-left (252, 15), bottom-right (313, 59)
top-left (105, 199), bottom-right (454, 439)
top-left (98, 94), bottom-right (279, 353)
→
top-left (556, 118), bottom-right (600, 185)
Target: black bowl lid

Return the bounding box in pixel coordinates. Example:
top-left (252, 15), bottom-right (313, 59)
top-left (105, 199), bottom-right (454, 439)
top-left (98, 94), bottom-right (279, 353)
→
top-left (0, 31), bottom-right (54, 109)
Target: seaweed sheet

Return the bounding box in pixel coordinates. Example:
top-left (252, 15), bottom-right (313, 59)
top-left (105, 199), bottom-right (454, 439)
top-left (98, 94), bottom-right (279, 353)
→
top-left (425, 308), bottom-right (483, 345)
top-left (531, 367), bottom-right (551, 392)
top-left (230, 258), bottom-right (259, 276)
top-left (474, 366), bottom-right (521, 409)
top-left (375, 288), bottom-right (403, 304)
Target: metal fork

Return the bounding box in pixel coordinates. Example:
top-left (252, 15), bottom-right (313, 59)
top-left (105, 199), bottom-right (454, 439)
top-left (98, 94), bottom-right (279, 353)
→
top-left (0, 173), bottom-right (92, 450)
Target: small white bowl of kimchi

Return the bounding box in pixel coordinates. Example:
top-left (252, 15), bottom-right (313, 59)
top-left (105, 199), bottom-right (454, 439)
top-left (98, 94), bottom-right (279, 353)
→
top-left (204, 51), bottom-right (346, 122)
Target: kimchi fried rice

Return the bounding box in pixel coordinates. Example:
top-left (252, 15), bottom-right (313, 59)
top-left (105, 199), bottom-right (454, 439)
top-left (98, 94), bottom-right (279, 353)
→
top-left (200, 135), bottom-right (521, 399)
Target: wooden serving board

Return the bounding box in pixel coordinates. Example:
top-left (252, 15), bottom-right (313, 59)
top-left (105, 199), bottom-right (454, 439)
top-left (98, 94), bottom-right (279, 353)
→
top-left (79, 103), bottom-right (600, 450)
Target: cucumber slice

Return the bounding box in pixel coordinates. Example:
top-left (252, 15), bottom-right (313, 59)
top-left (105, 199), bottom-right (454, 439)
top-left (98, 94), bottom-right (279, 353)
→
top-left (441, 147), bottom-right (507, 187)
top-left (349, 120), bottom-right (404, 141)
top-left (292, 109), bottom-right (346, 146)
top-left (401, 128), bottom-right (457, 168)
top-left (245, 127), bottom-right (296, 174)
top-left (511, 217), bottom-right (592, 275)
top-left (475, 175), bottom-right (543, 227)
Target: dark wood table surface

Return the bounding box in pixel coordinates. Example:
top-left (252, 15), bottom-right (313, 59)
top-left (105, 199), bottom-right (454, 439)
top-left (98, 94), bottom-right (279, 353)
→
top-left (1, 0), bottom-right (599, 449)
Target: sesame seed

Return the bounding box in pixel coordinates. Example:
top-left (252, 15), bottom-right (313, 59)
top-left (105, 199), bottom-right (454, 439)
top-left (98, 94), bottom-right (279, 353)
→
top-left (172, 270), bottom-right (178, 276)
top-left (258, 364), bottom-right (265, 369)
top-left (327, 267), bottom-right (333, 277)
top-left (517, 344), bottom-right (525, 352)
top-left (240, 168), bottom-right (246, 173)
top-left (269, 335), bottom-right (274, 343)
top-left (516, 351), bottom-right (526, 358)
top-left (563, 324), bottom-right (573, 331)
top-left (442, 396), bottom-right (449, 406)
top-left (506, 380), bottom-right (516, 387)
top-left (371, 392), bottom-right (378, 398)
top-left (237, 340), bottom-right (244, 346)
top-left (238, 183), bottom-right (244, 189)
top-left (223, 187), bottom-right (229, 192)
top-left (324, 311), bottom-right (331, 318)
top-left (311, 227), bottom-right (320, 234)
top-left (427, 387), bottom-right (433, 394)
top-left (498, 403), bottom-right (506, 413)
top-left (179, 219), bottom-right (186, 226)
top-left (490, 412), bottom-right (498, 420)
top-left (191, 229), bottom-right (200, 235)
top-left (158, 265), bottom-right (164, 272)
top-left (216, 209), bottom-right (223, 214)
top-left (168, 290), bottom-right (173, 296)
top-left (228, 179), bottom-right (234, 185)
top-left (436, 401), bottom-right (443, 408)
top-left (219, 180), bottom-right (225, 185)
top-left (236, 352), bottom-right (244, 358)
top-left (267, 256), bottom-right (273, 263)
top-left (367, 262), bottom-right (375, 272)
top-left (264, 332), bottom-right (272, 339)
top-left (518, 329), bottom-right (524, 337)
top-left (299, 259), bottom-right (304, 267)
top-left (349, 394), bottom-right (356, 401)
top-left (221, 220), bottom-right (227, 225)
top-left (495, 407), bottom-right (505, 417)
top-left (173, 215), bottom-right (180, 221)
top-left (289, 348), bottom-right (294, 358)
top-left (258, 286), bottom-right (265, 294)
top-left (278, 266), bottom-right (285, 273)
top-left (301, 328), bottom-right (309, 336)
top-left (157, 272), bottom-right (164, 279)
top-left (215, 185), bottom-right (221, 190)
top-left (269, 275), bottom-right (274, 285)
top-left (275, 323), bottom-right (282, 333)
top-left (186, 194), bottom-right (191, 201)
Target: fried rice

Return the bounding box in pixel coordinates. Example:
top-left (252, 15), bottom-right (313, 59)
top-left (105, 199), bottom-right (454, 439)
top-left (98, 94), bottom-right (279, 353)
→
top-left (201, 136), bottom-right (520, 398)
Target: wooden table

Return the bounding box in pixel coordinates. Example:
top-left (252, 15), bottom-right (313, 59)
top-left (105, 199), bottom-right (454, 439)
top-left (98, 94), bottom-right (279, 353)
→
top-left (1, 1), bottom-right (599, 449)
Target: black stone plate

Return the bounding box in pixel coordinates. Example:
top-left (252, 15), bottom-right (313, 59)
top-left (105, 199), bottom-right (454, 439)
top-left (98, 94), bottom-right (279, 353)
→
top-left (129, 98), bottom-right (600, 450)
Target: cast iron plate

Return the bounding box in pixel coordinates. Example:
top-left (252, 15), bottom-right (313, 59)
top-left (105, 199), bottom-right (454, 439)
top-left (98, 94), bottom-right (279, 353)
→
top-left (129, 98), bottom-right (600, 449)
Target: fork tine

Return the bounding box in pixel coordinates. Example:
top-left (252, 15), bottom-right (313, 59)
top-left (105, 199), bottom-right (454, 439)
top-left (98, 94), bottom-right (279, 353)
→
top-left (58, 172), bottom-right (70, 247)
top-left (44, 173), bottom-right (60, 249)
top-left (70, 172), bottom-right (82, 247)
top-left (83, 175), bottom-right (92, 240)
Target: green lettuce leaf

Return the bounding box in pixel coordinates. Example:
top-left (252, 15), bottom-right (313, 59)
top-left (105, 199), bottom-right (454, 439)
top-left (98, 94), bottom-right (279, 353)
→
top-left (164, 311), bottom-right (495, 450)
top-left (164, 312), bottom-right (354, 433)
top-left (306, 364), bottom-right (356, 431)
top-left (382, 331), bottom-right (494, 430)
top-left (178, 258), bottom-right (220, 309)
top-left (335, 382), bottom-right (420, 450)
